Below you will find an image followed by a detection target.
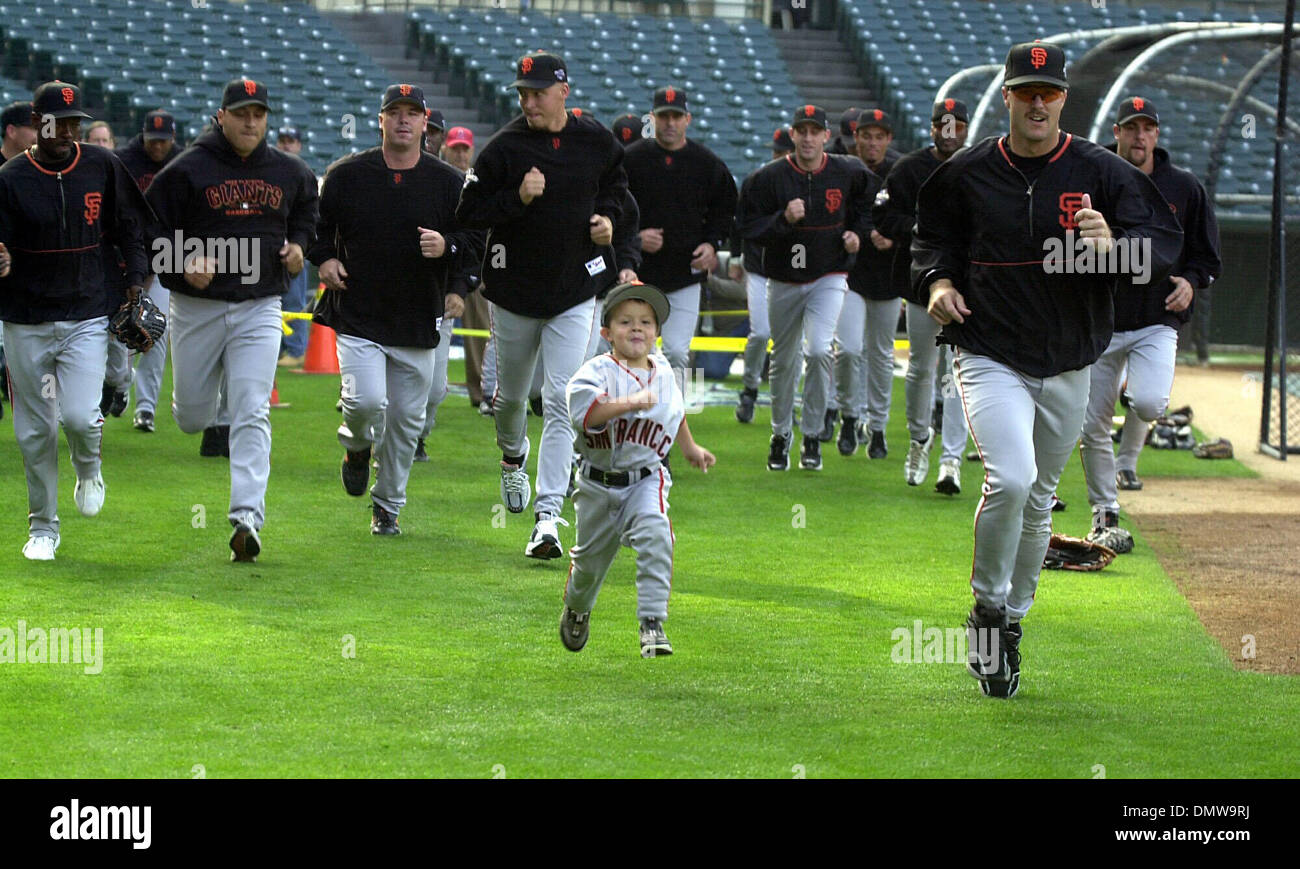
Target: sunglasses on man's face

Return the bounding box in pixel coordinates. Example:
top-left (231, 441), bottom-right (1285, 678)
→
top-left (1010, 86), bottom-right (1066, 104)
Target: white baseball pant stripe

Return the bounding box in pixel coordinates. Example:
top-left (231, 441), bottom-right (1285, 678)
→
top-left (834, 292), bottom-right (897, 430)
top-left (132, 284), bottom-right (170, 415)
top-left (1079, 323), bottom-right (1177, 512)
top-left (936, 344), bottom-right (970, 463)
top-left (169, 293), bottom-right (281, 530)
top-left (2, 318), bottom-right (107, 539)
top-left (337, 334), bottom-right (435, 516)
top-left (421, 315), bottom-right (457, 438)
top-left (955, 350), bottom-right (1090, 620)
top-left (741, 271), bottom-right (769, 391)
top-left (564, 467), bottom-right (673, 621)
top-left (491, 297), bottom-right (596, 518)
top-left (767, 274), bottom-right (848, 440)
top-left (105, 336), bottom-right (132, 391)
top-left (659, 283), bottom-right (702, 379)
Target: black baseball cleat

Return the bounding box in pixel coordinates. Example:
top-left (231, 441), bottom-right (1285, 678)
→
top-left (1051, 494), bottom-right (1067, 512)
top-left (819, 408), bottom-right (837, 443)
top-left (767, 433), bottom-right (790, 471)
top-left (528, 394), bottom-right (544, 417)
top-left (199, 425), bottom-right (230, 457)
top-left (932, 400), bottom-right (944, 436)
top-left (867, 430), bottom-right (887, 459)
top-left (984, 621), bottom-right (1022, 699)
top-left (229, 520), bottom-right (261, 563)
top-left (735, 387), bottom-right (758, 424)
top-left (639, 617), bottom-right (672, 658)
top-left (837, 416), bottom-right (859, 456)
top-left (99, 383), bottom-right (115, 417)
top-left (342, 448), bottom-right (371, 496)
top-left (413, 438), bottom-right (429, 463)
top-left (132, 410), bottom-right (155, 432)
top-left (370, 503), bottom-right (401, 536)
top-left (560, 606), bottom-right (590, 652)
top-left (108, 390), bottom-right (128, 417)
top-left (1116, 469), bottom-right (1143, 490)
top-left (966, 603), bottom-right (1015, 697)
top-left (800, 435), bottom-right (822, 470)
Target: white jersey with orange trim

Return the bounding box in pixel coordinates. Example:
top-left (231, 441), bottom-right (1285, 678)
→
top-left (566, 351), bottom-right (684, 473)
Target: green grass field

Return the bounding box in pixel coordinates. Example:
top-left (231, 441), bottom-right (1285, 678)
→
top-left (1, 362), bottom-right (1295, 778)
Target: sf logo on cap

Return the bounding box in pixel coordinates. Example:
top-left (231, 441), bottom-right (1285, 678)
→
top-left (665, 87), bottom-right (676, 103)
top-left (61, 87), bottom-right (75, 105)
top-left (944, 98), bottom-right (955, 111)
top-left (243, 80), bottom-right (258, 96)
top-left (804, 106), bottom-right (815, 118)
top-left (521, 56), bottom-right (534, 74)
top-left (400, 84), bottom-right (411, 96)
top-left (1030, 47), bottom-right (1048, 69)
top-left (1132, 97), bottom-right (1145, 111)
top-left (154, 115), bottom-right (164, 129)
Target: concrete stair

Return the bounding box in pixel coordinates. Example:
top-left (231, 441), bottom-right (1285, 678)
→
top-left (771, 28), bottom-right (879, 128)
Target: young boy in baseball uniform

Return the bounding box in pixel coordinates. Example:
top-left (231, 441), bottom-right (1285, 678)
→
top-left (561, 281), bottom-right (715, 658)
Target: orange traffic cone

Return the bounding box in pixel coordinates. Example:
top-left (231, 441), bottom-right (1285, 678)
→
top-left (270, 380), bottom-right (290, 409)
top-left (301, 322), bottom-right (339, 374)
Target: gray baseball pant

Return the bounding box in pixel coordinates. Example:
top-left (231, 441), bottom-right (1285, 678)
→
top-left (105, 337), bottom-right (132, 392)
top-left (169, 294), bottom-right (281, 530)
top-left (1079, 324), bottom-right (1178, 512)
top-left (421, 315), bottom-right (456, 438)
top-left (132, 284), bottom-right (170, 415)
top-left (481, 302), bottom-right (497, 401)
top-left (337, 334), bottom-right (435, 516)
top-left (936, 344), bottom-right (970, 463)
top-left (834, 292), bottom-right (897, 431)
top-left (905, 301), bottom-right (946, 444)
top-left (741, 271), bottom-right (769, 391)
top-left (659, 282), bottom-right (701, 377)
top-left (491, 297), bottom-right (596, 518)
top-left (767, 274), bottom-right (847, 440)
top-left (564, 467), bottom-right (673, 621)
top-left (955, 350), bottom-right (1090, 620)
top-left (585, 305), bottom-right (609, 358)
top-left (2, 318), bottom-right (107, 539)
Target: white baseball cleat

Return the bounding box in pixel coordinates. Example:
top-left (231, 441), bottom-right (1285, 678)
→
top-left (904, 428), bottom-right (933, 486)
top-left (74, 474), bottom-right (106, 517)
top-left (499, 437), bottom-right (531, 514)
top-left (525, 513), bottom-right (568, 559)
top-left (935, 459), bottom-right (962, 495)
top-left (22, 534), bottom-right (60, 561)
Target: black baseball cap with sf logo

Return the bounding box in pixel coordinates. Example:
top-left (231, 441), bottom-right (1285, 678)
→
top-left (510, 51), bottom-right (568, 89)
top-left (653, 86), bottom-right (688, 114)
top-left (791, 104), bottom-right (828, 130)
top-left (1004, 42), bottom-right (1068, 90)
top-left (33, 81), bottom-right (93, 120)
top-left (222, 79), bottom-right (270, 111)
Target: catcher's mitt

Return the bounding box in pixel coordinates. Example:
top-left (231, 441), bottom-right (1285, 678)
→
top-left (109, 291), bottom-right (166, 353)
top-left (1043, 533), bottom-right (1116, 571)
top-left (1193, 437), bottom-right (1233, 459)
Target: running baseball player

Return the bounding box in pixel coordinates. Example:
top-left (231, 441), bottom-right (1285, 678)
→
top-left (456, 50), bottom-right (627, 560)
top-left (740, 104), bottom-right (876, 471)
top-left (732, 126), bottom-right (794, 424)
top-left (561, 281), bottom-right (715, 658)
top-left (0, 81), bottom-right (152, 561)
top-left (1080, 96), bottom-right (1222, 551)
top-left (0, 101), bottom-right (36, 419)
top-left (874, 99), bottom-right (973, 491)
top-left (312, 84), bottom-right (480, 534)
top-left (86, 121), bottom-right (136, 421)
top-left (623, 86), bottom-right (736, 391)
top-left (913, 44), bottom-right (1183, 698)
top-left (833, 108), bottom-right (900, 458)
top-left (146, 79), bottom-right (319, 562)
top-left (115, 109), bottom-right (181, 433)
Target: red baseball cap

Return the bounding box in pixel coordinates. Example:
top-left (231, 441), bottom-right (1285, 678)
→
top-left (445, 126), bottom-right (473, 148)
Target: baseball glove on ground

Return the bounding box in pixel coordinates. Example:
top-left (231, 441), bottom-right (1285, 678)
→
top-left (109, 291), bottom-right (166, 353)
top-left (1043, 534), bottom-right (1116, 571)
top-left (1193, 437), bottom-right (1234, 459)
